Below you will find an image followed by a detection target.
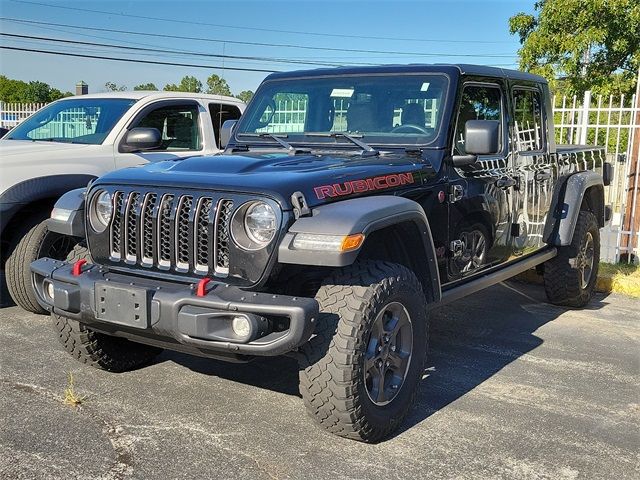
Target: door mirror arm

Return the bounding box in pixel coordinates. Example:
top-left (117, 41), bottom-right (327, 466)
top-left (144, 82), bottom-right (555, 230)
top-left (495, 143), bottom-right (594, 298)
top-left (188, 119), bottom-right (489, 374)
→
top-left (450, 154), bottom-right (478, 167)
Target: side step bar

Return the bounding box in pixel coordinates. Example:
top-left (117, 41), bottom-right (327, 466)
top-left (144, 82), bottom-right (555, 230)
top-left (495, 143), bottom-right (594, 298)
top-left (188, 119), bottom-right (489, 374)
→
top-left (439, 248), bottom-right (557, 306)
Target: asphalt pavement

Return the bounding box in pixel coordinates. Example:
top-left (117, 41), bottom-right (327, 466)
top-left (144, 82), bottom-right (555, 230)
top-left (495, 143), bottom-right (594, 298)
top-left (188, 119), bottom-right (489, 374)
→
top-left (0, 281), bottom-right (638, 480)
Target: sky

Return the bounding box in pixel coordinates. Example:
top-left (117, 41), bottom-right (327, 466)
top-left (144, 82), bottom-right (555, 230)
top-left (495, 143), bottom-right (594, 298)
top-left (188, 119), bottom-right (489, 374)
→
top-left (0, 0), bottom-right (534, 96)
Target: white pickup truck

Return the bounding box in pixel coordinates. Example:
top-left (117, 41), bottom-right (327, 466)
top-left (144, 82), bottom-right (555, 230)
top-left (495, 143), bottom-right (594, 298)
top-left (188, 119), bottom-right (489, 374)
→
top-left (0, 91), bottom-right (245, 312)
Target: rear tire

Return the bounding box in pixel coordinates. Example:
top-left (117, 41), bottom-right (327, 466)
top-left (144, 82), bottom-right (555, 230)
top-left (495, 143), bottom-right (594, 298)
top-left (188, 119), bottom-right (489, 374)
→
top-left (6, 216), bottom-right (78, 314)
top-left (543, 210), bottom-right (599, 307)
top-left (298, 260), bottom-right (428, 442)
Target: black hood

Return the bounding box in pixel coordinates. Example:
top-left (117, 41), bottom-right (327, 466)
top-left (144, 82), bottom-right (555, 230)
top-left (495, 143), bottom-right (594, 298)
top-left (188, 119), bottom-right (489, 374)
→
top-left (94, 150), bottom-right (443, 209)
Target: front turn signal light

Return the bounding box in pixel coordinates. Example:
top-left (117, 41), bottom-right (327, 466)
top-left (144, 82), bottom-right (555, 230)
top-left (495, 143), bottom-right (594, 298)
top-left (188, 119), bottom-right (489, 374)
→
top-left (340, 233), bottom-right (365, 252)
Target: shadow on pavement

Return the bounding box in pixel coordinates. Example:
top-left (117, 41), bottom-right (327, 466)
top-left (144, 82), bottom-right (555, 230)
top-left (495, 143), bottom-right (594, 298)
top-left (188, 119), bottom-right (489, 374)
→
top-left (157, 281), bottom-right (610, 439)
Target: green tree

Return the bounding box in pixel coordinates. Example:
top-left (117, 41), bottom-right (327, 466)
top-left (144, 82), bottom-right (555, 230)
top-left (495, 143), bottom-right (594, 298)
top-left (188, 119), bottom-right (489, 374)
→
top-left (509, 0), bottom-right (640, 96)
top-left (206, 74), bottom-right (231, 96)
top-left (133, 82), bottom-right (158, 91)
top-left (0, 76), bottom-right (28, 102)
top-left (236, 90), bottom-right (254, 103)
top-left (163, 83), bottom-right (180, 92)
top-left (24, 81), bottom-right (52, 102)
top-left (180, 75), bottom-right (202, 93)
top-left (104, 81), bottom-right (127, 92)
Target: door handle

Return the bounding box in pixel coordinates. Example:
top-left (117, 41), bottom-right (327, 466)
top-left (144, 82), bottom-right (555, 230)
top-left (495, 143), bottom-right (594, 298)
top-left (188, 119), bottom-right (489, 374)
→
top-left (496, 176), bottom-right (518, 189)
top-left (535, 169), bottom-right (552, 182)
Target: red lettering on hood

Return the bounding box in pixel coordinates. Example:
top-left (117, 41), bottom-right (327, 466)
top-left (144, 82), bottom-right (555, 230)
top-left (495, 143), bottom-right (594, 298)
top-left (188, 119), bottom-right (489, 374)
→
top-left (314, 173), bottom-right (415, 200)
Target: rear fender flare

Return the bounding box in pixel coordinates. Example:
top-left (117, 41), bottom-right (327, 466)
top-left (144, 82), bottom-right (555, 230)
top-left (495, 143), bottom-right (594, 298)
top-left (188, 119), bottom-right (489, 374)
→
top-left (544, 170), bottom-right (604, 246)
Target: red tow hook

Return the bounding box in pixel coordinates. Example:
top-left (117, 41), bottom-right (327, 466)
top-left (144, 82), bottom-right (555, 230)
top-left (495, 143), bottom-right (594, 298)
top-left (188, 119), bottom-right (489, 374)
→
top-left (72, 259), bottom-right (88, 276)
top-left (196, 278), bottom-right (211, 297)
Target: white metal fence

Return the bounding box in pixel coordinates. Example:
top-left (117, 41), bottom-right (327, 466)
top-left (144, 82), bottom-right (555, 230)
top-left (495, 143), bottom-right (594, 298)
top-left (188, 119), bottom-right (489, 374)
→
top-left (0, 102), bottom-right (46, 128)
top-left (1, 94), bottom-right (638, 263)
top-left (554, 92), bottom-right (639, 263)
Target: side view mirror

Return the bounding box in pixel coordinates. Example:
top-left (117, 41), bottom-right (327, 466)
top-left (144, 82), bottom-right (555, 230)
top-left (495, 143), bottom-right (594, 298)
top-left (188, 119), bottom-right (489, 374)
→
top-left (220, 119), bottom-right (237, 149)
top-left (450, 119), bottom-right (500, 168)
top-left (121, 127), bottom-right (162, 153)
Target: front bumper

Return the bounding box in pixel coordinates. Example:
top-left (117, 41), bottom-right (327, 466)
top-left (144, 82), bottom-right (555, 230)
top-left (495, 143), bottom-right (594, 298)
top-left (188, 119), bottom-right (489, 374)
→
top-left (31, 258), bottom-right (318, 360)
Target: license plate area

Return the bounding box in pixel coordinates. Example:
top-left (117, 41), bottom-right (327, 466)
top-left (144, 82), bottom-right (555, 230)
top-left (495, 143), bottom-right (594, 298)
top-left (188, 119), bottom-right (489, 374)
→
top-left (95, 282), bottom-right (150, 329)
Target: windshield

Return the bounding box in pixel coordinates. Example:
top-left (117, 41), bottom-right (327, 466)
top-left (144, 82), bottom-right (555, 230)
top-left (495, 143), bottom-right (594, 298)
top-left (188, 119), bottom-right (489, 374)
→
top-left (5, 98), bottom-right (137, 144)
top-left (236, 73), bottom-right (449, 147)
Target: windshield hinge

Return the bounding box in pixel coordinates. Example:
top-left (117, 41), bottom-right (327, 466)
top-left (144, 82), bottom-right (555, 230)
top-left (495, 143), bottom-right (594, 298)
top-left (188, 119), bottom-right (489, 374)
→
top-left (291, 191), bottom-right (311, 219)
top-left (405, 147), bottom-right (436, 175)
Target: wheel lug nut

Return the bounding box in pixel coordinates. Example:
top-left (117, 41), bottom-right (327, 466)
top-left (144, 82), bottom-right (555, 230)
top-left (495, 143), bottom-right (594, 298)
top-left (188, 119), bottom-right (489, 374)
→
top-left (391, 345), bottom-right (396, 352)
top-left (385, 361), bottom-right (390, 367)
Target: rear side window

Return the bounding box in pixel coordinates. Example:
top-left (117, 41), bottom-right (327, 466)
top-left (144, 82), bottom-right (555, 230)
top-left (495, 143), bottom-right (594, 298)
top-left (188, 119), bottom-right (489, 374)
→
top-left (453, 85), bottom-right (503, 155)
top-left (133, 104), bottom-right (201, 151)
top-left (209, 103), bottom-right (242, 148)
top-left (512, 89), bottom-right (544, 151)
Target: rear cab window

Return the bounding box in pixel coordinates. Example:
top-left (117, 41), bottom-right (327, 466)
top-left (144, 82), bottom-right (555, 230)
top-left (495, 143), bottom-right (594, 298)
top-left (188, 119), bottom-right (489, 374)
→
top-left (512, 88), bottom-right (545, 152)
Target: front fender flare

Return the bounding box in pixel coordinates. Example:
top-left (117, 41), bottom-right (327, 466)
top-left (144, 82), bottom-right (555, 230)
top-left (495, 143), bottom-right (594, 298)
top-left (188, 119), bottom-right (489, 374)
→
top-left (278, 195), bottom-right (441, 301)
top-left (47, 188), bottom-right (87, 238)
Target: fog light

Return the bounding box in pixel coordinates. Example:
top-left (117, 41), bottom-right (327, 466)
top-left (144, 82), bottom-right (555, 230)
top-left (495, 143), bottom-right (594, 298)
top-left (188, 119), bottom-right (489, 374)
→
top-left (44, 280), bottom-right (55, 300)
top-left (232, 316), bottom-right (252, 339)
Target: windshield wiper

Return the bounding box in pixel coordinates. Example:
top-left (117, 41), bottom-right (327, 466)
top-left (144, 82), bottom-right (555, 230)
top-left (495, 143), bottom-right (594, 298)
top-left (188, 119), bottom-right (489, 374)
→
top-left (304, 132), bottom-right (379, 157)
top-left (237, 132), bottom-right (308, 155)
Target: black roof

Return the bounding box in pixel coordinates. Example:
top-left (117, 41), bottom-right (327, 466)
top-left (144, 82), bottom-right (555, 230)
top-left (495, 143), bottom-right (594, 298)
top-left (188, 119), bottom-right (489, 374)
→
top-left (265, 64), bottom-right (547, 84)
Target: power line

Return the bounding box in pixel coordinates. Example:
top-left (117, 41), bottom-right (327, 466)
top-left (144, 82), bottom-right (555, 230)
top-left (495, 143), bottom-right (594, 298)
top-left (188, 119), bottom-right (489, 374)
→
top-left (0, 17), bottom-right (518, 58)
top-left (0, 45), bottom-right (281, 73)
top-left (10, 0), bottom-right (514, 44)
top-left (0, 32), bottom-right (356, 67)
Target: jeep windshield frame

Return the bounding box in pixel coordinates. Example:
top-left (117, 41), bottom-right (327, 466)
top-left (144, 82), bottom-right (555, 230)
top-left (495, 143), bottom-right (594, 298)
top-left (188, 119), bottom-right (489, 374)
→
top-left (233, 72), bottom-right (451, 150)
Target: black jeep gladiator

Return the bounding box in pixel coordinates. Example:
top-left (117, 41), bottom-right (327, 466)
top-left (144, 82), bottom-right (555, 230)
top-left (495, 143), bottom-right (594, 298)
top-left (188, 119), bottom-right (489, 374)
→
top-left (32, 64), bottom-right (610, 442)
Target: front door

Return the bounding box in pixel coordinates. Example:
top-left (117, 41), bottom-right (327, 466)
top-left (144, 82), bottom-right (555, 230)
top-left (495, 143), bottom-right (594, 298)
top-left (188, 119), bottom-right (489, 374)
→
top-left (116, 101), bottom-right (206, 168)
top-left (510, 85), bottom-right (554, 256)
top-left (447, 81), bottom-right (514, 281)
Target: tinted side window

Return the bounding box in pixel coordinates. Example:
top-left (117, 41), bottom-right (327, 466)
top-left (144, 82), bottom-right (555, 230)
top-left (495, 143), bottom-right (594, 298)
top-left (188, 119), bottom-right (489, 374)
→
top-left (453, 85), bottom-right (502, 155)
top-left (134, 104), bottom-right (201, 151)
top-left (209, 103), bottom-right (242, 148)
top-left (512, 89), bottom-right (544, 151)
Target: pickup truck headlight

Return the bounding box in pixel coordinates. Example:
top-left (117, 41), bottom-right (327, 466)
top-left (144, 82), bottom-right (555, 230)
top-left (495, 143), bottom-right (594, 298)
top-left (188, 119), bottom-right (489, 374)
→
top-left (89, 190), bottom-right (113, 233)
top-left (231, 201), bottom-right (276, 250)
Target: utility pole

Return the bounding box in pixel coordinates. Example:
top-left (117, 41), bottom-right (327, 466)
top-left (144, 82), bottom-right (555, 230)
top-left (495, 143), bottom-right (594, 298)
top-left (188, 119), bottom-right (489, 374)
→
top-left (621, 66), bottom-right (640, 262)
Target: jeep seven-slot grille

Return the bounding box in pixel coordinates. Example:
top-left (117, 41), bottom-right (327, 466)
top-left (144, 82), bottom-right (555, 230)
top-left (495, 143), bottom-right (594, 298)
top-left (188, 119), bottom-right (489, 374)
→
top-left (109, 191), bottom-right (233, 276)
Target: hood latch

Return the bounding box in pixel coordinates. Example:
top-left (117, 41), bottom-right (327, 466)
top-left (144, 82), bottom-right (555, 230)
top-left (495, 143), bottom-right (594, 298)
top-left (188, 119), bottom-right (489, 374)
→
top-left (291, 191), bottom-right (311, 219)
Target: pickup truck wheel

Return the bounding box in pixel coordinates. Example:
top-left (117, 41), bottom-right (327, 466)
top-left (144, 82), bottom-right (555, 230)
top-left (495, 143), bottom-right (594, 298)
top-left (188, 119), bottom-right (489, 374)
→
top-left (543, 210), bottom-right (599, 307)
top-left (6, 216), bottom-right (77, 314)
top-left (52, 314), bottom-right (162, 372)
top-left (298, 260), bottom-right (428, 442)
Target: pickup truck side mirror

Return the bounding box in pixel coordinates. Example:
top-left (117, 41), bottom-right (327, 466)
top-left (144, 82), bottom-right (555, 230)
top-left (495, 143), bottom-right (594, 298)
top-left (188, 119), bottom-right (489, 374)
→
top-left (451, 120), bottom-right (501, 167)
top-left (220, 120), bottom-right (237, 149)
top-left (121, 127), bottom-right (162, 153)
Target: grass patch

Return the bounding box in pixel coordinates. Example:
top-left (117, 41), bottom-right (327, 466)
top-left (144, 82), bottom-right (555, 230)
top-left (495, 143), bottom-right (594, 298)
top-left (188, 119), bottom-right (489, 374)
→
top-left (597, 262), bottom-right (640, 297)
top-left (63, 373), bottom-right (86, 407)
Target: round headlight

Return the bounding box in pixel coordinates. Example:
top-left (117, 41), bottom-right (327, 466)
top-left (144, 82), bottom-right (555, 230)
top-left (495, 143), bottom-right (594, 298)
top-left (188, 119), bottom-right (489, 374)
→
top-left (90, 190), bottom-right (113, 233)
top-left (244, 202), bottom-right (276, 246)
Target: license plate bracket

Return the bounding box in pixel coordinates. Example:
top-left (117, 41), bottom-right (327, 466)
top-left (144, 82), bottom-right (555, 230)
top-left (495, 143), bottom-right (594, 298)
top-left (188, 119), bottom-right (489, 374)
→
top-left (95, 282), bottom-right (150, 329)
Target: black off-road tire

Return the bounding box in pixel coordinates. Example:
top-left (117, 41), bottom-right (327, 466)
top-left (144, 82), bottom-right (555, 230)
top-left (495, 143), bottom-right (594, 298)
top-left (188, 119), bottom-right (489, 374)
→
top-left (543, 210), bottom-right (600, 307)
top-left (298, 260), bottom-right (428, 442)
top-left (52, 244), bottom-right (160, 371)
top-left (53, 314), bottom-right (162, 372)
